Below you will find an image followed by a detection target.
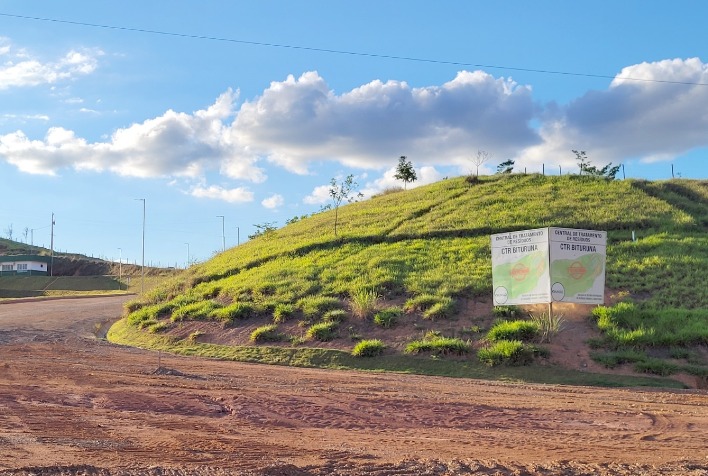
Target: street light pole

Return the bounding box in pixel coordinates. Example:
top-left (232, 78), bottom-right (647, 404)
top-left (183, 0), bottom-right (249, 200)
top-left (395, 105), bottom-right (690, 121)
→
top-left (236, 226), bottom-right (240, 246)
top-left (135, 199), bottom-right (145, 294)
top-left (118, 247), bottom-right (122, 289)
top-left (217, 215), bottom-right (225, 252)
top-left (184, 242), bottom-right (190, 268)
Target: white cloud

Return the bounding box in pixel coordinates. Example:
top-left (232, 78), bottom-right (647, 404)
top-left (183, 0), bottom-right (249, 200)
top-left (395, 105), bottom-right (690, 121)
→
top-left (231, 70), bottom-right (539, 173)
top-left (0, 39), bottom-right (101, 90)
top-left (303, 184), bottom-right (331, 205)
top-left (0, 89), bottom-right (266, 182)
top-left (261, 194), bottom-right (284, 209)
top-left (190, 185), bottom-right (254, 203)
top-left (517, 57), bottom-right (708, 169)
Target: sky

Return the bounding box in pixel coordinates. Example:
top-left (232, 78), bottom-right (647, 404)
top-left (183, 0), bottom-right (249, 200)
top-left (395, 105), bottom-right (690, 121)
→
top-left (1, 1), bottom-right (707, 268)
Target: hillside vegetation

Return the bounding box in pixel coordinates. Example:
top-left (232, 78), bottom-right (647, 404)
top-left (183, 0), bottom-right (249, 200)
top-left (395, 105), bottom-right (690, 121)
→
top-left (111, 175), bottom-right (708, 387)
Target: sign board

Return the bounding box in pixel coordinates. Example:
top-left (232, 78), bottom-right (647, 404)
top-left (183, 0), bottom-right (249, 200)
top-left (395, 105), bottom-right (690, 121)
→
top-left (548, 227), bottom-right (606, 304)
top-left (491, 227), bottom-right (606, 306)
top-left (491, 228), bottom-right (550, 305)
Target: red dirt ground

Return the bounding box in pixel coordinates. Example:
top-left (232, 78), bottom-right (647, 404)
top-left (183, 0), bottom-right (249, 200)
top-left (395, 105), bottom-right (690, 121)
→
top-left (0, 296), bottom-right (706, 475)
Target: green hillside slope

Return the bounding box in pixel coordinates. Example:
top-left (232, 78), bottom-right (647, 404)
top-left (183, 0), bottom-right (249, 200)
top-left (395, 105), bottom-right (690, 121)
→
top-left (111, 175), bottom-right (707, 387)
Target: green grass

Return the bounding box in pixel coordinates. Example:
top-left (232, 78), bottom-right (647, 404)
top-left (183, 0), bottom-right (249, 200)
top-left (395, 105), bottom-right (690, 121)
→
top-left (352, 339), bottom-right (386, 357)
top-left (373, 306), bottom-right (403, 328)
top-left (487, 320), bottom-right (540, 342)
top-left (112, 175), bottom-right (708, 388)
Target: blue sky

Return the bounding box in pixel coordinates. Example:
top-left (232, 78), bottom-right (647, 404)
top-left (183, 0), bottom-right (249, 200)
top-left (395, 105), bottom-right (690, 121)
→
top-left (1, 1), bottom-right (707, 267)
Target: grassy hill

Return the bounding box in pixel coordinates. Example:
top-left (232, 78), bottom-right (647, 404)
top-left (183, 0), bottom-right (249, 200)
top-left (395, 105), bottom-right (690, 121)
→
top-left (109, 174), bottom-right (708, 388)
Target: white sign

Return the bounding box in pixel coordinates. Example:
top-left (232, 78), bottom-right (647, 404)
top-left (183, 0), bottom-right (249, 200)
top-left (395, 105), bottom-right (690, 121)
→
top-left (548, 227), bottom-right (606, 305)
top-left (491, 227), bottom-right (606, 306)
top-left (491, 228), bottom-right (550, 305)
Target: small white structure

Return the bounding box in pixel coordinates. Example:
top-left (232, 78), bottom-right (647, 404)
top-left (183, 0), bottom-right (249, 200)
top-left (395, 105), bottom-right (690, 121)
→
top-left (0, 255), bottom-right (51, 276)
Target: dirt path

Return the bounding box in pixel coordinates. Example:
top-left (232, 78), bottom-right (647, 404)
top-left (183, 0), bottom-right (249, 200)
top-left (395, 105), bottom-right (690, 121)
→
top-left (0, 297), bottom-right (706, 475)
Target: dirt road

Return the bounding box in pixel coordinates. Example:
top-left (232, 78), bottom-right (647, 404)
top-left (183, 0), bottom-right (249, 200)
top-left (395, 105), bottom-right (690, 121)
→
top-left (0, 297), bottom-right (706, 475)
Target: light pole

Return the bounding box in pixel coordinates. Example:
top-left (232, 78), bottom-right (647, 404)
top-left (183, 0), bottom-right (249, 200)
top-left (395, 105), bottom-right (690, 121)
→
top-left (217, 215), bottom-right (225, 252)
top-left (184, 242), bottom-right (190, 268)
top-left (135, 198), bottom-right (145, 294)
top-left (236, 226), bottom-right (240, 246)
top-left (118, 247), bottom-right (122, 289)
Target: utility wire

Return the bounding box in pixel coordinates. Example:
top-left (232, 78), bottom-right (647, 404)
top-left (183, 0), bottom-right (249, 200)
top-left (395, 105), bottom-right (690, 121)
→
top-left (1, 12), bottom-right (706, 87)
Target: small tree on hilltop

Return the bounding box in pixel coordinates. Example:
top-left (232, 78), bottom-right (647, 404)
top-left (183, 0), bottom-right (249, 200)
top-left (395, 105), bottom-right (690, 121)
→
top-left (496, 159), bottom-right (515, 174)
top-left (394, 155), bottom-right (417, 190)
top-left (573, 150), bottom-right (621, 180)
top-left (471, 150), bottom-right (491, 177)
top-left (329, 174), bottom-right (363, 236)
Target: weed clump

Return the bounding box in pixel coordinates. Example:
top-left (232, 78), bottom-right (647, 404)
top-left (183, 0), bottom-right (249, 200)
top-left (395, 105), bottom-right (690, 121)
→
top-left (352, 339), bottom-right (386, 357)
top-left (306, 321), bottom-right (338, 341)
top-left (373, 307), bottom-right (402, 328)
top-left (487, 320), bottom-right (539, 342)
top-left (477, 340), bottom-right (538, 366)
top-left (349, 288), bottom-right (380, 319)
top-left (250, 324), bottom-right (283, 343)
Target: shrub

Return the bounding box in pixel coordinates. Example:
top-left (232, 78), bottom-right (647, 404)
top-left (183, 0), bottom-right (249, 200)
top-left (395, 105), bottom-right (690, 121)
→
top-left (477, 340), bottom-right (536, 366)
top-left (250, 324), bottom-right (283, 343)
top-left (352, 339), bottom-right (386, 357)
top-left (349, 288), bottom-right (380, 319)
top-left (297, 295), bottom-right (342, 319)
top-left (273, 303), bottom-right (295, 323)
top-left (487, 320), bottom-right (539, 342)
top-left (373, 307), bottom-right (402, 328)
top-left (405, 336), bottom-right (470, 356)
top-left (306, 321), bottom-right (339, 341)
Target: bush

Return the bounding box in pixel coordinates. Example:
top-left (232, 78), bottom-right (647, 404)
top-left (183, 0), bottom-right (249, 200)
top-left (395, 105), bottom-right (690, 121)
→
top-left (349, 287), bottom-right (380, 319)
top-left (373, 307), bottom-right (402, 328)
top-left (273, 303), bottom-right (295, 323)
top-left (477, 340), bottom-right (536, 366)
top-left (352, 339), bottom-right (386, 357)
top-left (250, 324), bottom-right (283, 343)
top-left (306, 321), bottom-right (338, 341)
top-left (487, 320), bottom-right (540, 342)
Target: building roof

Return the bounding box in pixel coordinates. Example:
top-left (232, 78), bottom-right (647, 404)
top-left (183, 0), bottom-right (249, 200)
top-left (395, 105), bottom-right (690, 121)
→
top-left (0, 255), bottom-right (51, 263)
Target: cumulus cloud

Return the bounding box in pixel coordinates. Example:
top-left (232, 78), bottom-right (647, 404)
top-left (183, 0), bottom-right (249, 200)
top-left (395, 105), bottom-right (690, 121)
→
top-left (0, 39), bottom-right (101, 90)
top-left (261, 194), bottom-right (284, 209)
top-left (303, 184), bottom-right (331, 205)
top-left (232, 70), bottom-right (539, 173)
top-left (517, 57), bottom-right (708, 169)
top-left (190, 185), bottom-right (254, 203)
top-left (0, 89), bottom-right (266, 182)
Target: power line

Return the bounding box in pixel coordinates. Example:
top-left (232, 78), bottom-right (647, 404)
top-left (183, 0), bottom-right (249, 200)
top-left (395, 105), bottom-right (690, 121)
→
top-left (1, 12), bottom-right (706, 87)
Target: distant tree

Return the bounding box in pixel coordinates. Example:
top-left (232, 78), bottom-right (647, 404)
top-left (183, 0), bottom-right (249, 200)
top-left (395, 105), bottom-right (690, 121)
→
top-left (471, 150), bottom-right (492, 177)
top-left (329, 174), bottom-right (363, 236)
top-left (22, 227), bottom-right (29, 243)
top-left (4, 223), bottom-right (12, 241)
top-left (572, 150), bottom-right (621, 180)
top-left (496, 159), bottom-right (515, 174)
top-left (394, 156), bottom-right (417, 190)
top-left (248, 222), bottom-right (277, 240)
